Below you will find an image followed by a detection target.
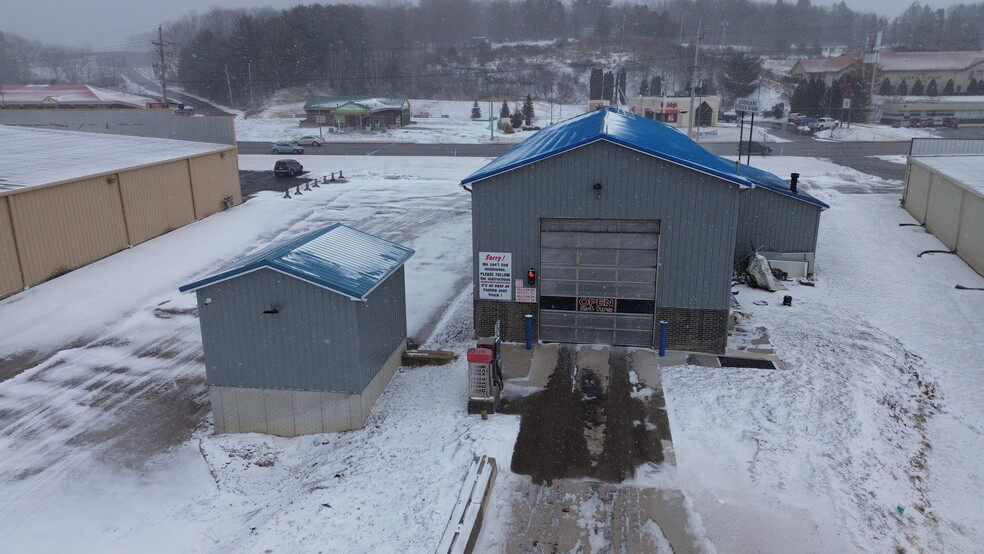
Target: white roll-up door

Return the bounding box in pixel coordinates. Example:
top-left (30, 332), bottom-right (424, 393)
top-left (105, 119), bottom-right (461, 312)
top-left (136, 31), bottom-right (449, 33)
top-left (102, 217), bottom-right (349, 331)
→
top-left (539, 218), bottom-right (659, 346)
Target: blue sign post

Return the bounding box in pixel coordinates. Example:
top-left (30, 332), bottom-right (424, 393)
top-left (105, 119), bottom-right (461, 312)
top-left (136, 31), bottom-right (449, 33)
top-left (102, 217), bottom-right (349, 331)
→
top-left (658, 320), bottom-right (668, 357)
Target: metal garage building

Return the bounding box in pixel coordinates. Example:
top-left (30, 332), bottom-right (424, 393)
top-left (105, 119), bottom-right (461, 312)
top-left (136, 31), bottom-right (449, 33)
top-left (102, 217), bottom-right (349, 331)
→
top-left (179, 224), bottom-right (414, 437)
top-left (462, 108), bottom-right (827, 353)
top-left (903, 155), bottom-right (984, 277)
top-left (0, 125), bottom-right (241, 299)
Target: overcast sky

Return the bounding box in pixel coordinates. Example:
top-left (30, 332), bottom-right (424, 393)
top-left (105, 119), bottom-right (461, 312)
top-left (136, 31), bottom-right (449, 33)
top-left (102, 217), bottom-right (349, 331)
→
top-left (0, 0), bottom-right (976, 50)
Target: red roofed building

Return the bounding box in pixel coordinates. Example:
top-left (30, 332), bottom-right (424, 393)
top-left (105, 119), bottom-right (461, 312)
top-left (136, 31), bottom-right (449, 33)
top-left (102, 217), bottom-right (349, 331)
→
top-left (790, 51), bottom-right (984, 95)
top-left (0, 84), bottom-right (159, 109)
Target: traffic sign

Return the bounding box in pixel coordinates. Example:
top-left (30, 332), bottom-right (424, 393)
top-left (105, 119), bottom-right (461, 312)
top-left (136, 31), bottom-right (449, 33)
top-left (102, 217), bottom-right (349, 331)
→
top-left (735, 98), bottom-right (759, 114)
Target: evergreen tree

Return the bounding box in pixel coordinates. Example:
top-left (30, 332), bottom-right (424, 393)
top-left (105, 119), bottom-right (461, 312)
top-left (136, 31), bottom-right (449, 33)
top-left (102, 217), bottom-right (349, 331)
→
top-left (967, 78), bottom-right (978, 95)
top-left (500, 100), bottom-right (510, 118)
top-left (927, 79), bottom-right (938, 96)
top-left (651, 75), bottom-right (662, 96)
top-left (510, 105), bottom-right (524, 128)
top-left (721, 52), bottom-right (762, 101)
top-left (471, 100), bottom-right (482, 119)
top-left (897, 80), bottom-right (908, 96)
top-left (639, 75), bottom-right (649, 96)
top-left (879, 78), bottom-right (893, 95)
top-left (771, 102), bottom-right (785, 119)
top-left (912, 79), bottom-right (924, 95)
top-left (522, 93), bottom-right (535, 125)
top-left (943, 79), bottom-right (954, 95)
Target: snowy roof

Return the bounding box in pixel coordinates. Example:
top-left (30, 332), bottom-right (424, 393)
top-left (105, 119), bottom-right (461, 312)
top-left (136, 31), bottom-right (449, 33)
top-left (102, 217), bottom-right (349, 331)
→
top-left (461, 108), bottom-right (826, 207)
top-left (912, 156), bottom-right (984, 197)
top-left (304, 96), bottom-right (408, 112)
top-left (793, 51), bottom-right (984, 76)
top-left (179, 224), bottom-right (415, 300)
top-left (0, 84), bottom-right (156, 108)
top-left (0, 125), bottom-right (233, 194)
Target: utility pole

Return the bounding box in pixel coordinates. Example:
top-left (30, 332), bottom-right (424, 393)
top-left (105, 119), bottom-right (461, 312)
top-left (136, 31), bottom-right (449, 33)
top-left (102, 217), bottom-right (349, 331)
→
top-left (224, 64), bottom-right (234, 107)
top-left (152, 26), bottom-right (169, 106)
top-left (687, 18), bottom-right (703, 139)
top-left (248, 62), bottom-right (255, 112)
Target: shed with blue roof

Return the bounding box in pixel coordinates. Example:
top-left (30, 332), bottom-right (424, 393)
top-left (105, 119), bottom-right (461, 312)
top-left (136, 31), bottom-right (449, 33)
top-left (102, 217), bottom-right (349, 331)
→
top-left (179, 223), bottom-right (414, 437)
top-left (461, 108), bottom-right (825, 353)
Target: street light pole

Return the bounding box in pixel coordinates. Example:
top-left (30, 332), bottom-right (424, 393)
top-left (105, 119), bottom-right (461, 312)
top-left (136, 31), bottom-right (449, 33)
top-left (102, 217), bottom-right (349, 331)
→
top-left (687, 17), bottom-right (703, 139)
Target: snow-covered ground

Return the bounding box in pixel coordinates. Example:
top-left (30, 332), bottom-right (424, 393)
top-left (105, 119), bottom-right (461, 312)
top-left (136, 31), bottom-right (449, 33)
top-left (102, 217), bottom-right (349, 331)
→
top-left (1, 112), bottom-right (983, 553)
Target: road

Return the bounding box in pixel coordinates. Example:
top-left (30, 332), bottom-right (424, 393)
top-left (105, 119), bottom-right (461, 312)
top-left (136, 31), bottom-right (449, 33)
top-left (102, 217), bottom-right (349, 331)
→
top-left (116, 68), bottom-right (235, 117)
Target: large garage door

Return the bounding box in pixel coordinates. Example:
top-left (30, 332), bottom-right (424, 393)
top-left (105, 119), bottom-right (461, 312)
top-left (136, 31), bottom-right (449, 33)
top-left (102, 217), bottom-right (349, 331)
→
top-left (539, 218), bottom-right (659, 346)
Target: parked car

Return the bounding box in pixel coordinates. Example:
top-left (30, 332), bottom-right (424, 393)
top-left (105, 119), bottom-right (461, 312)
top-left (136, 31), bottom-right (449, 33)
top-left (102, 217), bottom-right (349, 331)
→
top-left (271, 142), bottom-right (304, 154)
top-left (737, 141), bottom-right (773, 155)
top-left (787, 113), bottom-right (806, 123)
top-left (942, 117), bottom-right (960, 128)
top-left (719, 111), bottom-right (739, 123)
top-left (809, 117), bottom-right (839, 131)
top-left (274, 159), bottom-right (304, 177)
top-left (292, 135), bottom-right (324, 146)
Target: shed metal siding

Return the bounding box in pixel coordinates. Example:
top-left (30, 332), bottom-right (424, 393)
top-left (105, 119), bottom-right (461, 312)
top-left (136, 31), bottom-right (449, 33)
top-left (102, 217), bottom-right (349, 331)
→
top-left (355, 266), bottom-right (408, 388)
top-left (925, 176), bottom-right (963, 248)
top-left (0, 196), bottom-right (25, 297)
top-left (196, 268), bottom-right (364, 393)
top-left (9, 176), bottom-right (128, 285)
top-left (910, 138), bottom-right (984, 156)
top-left (119, 160), bottom-right (196, 244)
top-left (0, 109), bottom-right (237, 145)
top-left (189, 152), bottom-right (243, 218)
top-left (471, 141), bottom-right (739, 311)
top-left (959, 192), bottom-right (984, 275)
top-left (735, 187), bottom-right (822, 263)
top-left (904, 163), bottom-right (933, 222)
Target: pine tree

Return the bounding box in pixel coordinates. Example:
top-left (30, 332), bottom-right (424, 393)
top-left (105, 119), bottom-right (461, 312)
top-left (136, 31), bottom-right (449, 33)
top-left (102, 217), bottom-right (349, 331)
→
top-left (510, 105), bottom-right (524, 128)
top-left (500, 100), bottom-right (510, 119)
top-left (927, 79), bottom-right (938, 96)
top-left (522, 93), bottom-right (535, 125)
top-left (651, 75), bottom-right (662, 96)
top-left (471, 101), bottom-right (482, 119)
top-left (897, 80), bottom-right (908, 96)
top-left (879, 78), bottom-right (893, 95)
top-left (912, 80), bottom-right (924, 96)
top-left (639, 75), bottom-right (649, 96)
top-left (943, 79), bottom-right (954, 95)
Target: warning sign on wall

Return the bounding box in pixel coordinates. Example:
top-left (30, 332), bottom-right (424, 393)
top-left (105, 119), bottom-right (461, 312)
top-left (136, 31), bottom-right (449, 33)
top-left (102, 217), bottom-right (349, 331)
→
top-left (478, 252), bottom-right (512, 300)
top-left (516, 287), bottom-right (537, 303)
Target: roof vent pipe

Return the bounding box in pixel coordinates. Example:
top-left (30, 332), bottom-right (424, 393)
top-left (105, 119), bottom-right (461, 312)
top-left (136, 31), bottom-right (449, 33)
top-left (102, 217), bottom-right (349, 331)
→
top-left (790, 173), bottom-right (800, 193)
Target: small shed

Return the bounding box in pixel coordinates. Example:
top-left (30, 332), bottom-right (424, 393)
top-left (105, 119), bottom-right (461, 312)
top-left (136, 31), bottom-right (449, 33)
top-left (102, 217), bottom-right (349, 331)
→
top-left (179, 224), bottom-right (414, 437)
top-left (904, 155), bottom-right (984, 276)
top-left (461, 107), bottom-right (826, 353)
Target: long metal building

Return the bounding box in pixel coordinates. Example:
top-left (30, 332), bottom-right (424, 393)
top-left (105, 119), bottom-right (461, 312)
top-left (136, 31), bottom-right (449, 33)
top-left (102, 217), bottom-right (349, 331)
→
top-left (0, 125), bottom-right (241, 298)
top-left (179, 224), bottom-right (414, 437)
top-left (461, 108), bottom-right (827, 353)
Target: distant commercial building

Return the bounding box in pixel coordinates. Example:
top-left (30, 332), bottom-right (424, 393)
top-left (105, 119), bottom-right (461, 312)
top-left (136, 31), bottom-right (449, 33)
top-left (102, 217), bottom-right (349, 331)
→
top-left (0, 125), bottom-right (241, 298)
top-left (180, 224), bottom-right (414, 437)
top-left (461, 108), bottom-right (826, 353)
top-left (588, 95), bottom-right (722, 129)
top-left (301, 96), bottom-right (411, 130)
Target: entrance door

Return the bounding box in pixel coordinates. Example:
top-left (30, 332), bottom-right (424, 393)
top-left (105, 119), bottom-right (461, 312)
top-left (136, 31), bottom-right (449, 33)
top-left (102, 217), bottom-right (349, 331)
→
top-left (539, 219), bottom-right (659, 346)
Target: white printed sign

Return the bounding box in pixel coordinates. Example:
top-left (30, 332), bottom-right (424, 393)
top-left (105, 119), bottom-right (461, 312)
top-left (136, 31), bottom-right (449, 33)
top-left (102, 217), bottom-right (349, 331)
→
top-left (735, 98), bottom-right (759, 114)
top-left (478, 252), bottom-right (512, 300)
top-left (516, 287), bottom-right (537, 303)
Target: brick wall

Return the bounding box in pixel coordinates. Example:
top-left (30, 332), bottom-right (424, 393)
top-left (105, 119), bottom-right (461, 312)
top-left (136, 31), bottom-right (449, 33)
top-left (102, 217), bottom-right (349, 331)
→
top-left (474, 300), bottom-right (538, 343)
top-left (654, 307), bottom-right (729, 354)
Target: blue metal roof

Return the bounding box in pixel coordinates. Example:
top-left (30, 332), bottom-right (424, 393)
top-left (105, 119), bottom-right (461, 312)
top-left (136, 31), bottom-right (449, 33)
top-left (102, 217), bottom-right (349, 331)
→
top-left (461, 107), bottom-right (755, 188)
top-left (732, 160), bottom-right (830, 209)
top-left (179, 224), bottom-right (414, 300)
top-left (461, 107), bottom-right (827, 209)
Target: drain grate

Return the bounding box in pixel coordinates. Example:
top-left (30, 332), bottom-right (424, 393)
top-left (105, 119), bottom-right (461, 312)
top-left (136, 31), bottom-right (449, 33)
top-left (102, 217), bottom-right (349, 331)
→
top-left (718, 356), bottom-right (778, 370)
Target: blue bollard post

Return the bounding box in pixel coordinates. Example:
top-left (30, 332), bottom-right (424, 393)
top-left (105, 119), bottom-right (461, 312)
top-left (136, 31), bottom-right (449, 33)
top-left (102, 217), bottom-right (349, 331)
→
top-left (525, 314), bottom-right (533, 350)
top-left (658, 320), bottom-right (668, 357)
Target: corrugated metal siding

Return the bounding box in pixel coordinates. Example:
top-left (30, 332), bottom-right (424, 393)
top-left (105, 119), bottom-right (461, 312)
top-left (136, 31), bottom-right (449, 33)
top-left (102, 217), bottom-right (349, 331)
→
top-left (9, 176), bottom-right (128, 285)
top-left (189, 151), bottom-right (242, 219)
top-left (911, 138), bottom-right (984, 157)
top-left (959, 192), bottom-right (984, 275)
top-left (197, 268), bottom-right (364, 393)
top-left (904, 163), bottom-right (933, 222)
top-left (734, 188), bottom-right (822, 263)
top-left (355, 266), bottom-right (408, 387)
top-left (925, 177), bottom-right (963, 248)
top-left (471, 141), bottom-right (739, 311)
top-left (119, 160), bottom-right (196, 244)
top-left (0, 197), bottom-right (25, 297)
top-left (0, 110), bottom-right (237, 145)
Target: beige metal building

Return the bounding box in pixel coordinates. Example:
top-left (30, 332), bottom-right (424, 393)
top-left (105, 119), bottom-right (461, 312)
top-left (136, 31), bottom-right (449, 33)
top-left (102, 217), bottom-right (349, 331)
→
top-left (0, 125), bottom-right (241, 298)
top-left (903, 153), bottom-right (984, 277)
